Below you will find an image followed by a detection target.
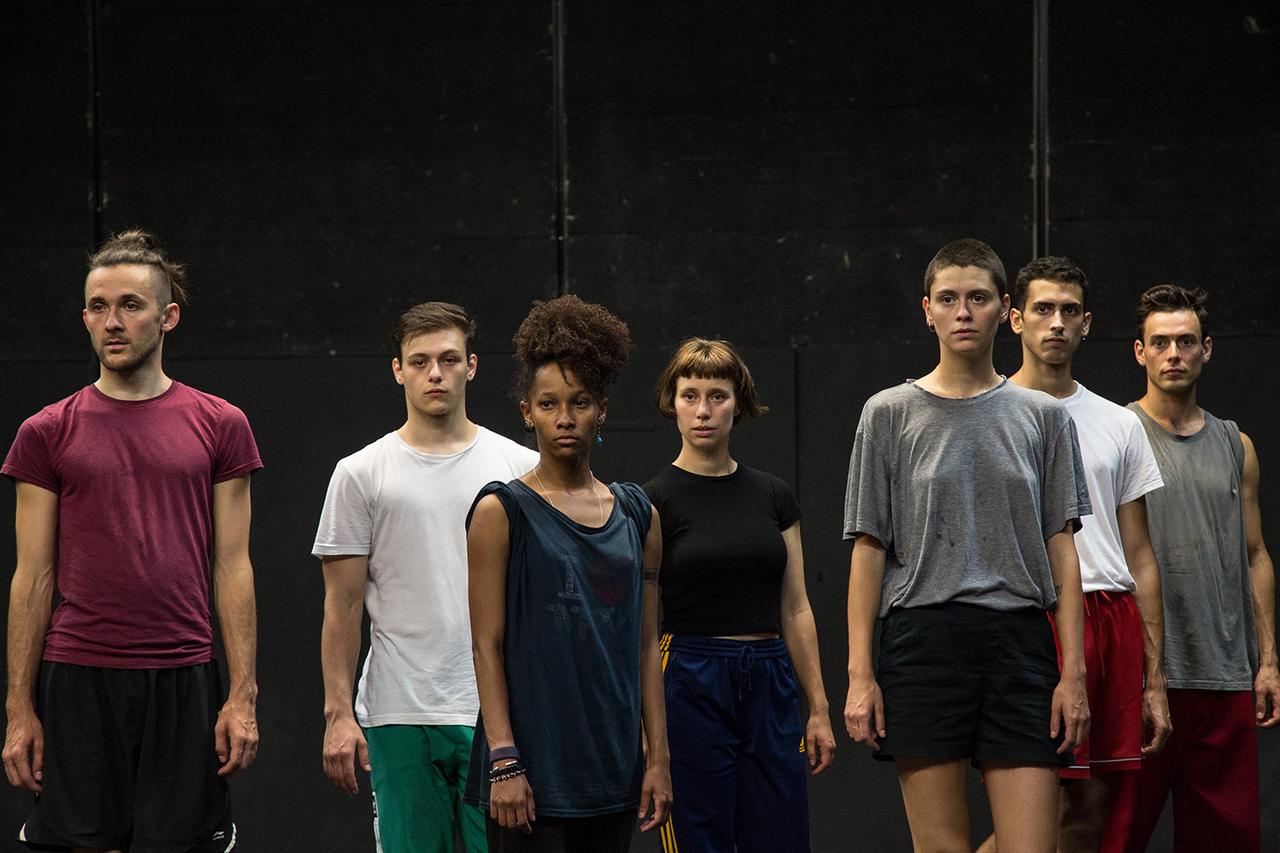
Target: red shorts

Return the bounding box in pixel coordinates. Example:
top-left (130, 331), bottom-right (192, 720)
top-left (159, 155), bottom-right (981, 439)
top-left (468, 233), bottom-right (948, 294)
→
top-left (1101, 689), bottom-right (1259, 853)
top-left (1049, 590), bottom-right (1144, 779)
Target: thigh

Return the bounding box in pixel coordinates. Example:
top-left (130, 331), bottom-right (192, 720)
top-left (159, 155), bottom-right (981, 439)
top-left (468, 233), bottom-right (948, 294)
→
top-left (1171, 691), bottom-right (1259, 853)
top-left (365, 725), bottom-right (455, 853)
top-left (432, 726), bottom-right (489, 853)
top-left (1085, 594), bottom-right (1144, 774)
top-left (982, 763), bottom-right (1059, 853)
top-left (132, 663), bottom-right (233, 853)
top-left (565, 811), bottom-right (636, 853)
top-left (894, 757), bottom-right (971, 853)
top-left (735, 655), bottom-right (810, 853)
top-left (487, 816), bottom-right (566, 853)
top-left (23, 663), bottom-right (140, 851)
top-left (977, 610), bottom-right (1066, 767)
top-left (663, 644), bottom-right (738, 853)
top-left (876, 607), bottom-right (983, 763)
top-left (1099, 688), bottom-right (1193, 853)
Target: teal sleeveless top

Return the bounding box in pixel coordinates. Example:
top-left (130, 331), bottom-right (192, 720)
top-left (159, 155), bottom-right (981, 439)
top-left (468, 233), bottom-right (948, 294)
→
top-left (464, 479), bottom-right (652, 817)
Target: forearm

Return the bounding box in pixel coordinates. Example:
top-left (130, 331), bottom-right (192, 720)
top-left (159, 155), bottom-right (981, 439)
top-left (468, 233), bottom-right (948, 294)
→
top-left (639, 629), bottom-right (669, 768)
top-left (473, 640), bottom-right (516, 751)
top-left (321, 596), bottom-right (363, 722)
top-left (846, 542), bottom-right (886, 677)
top-left (5, 569), bottom-right (54, 714)
top-left (1251, 552), bottom-right (1277, 670)
top-left (213, 557), bottom-right (258, 702)
top-left (1129, 550), bottom-right (1167, 683)
top-left (781, 608), bottom-right (830, 714)
top-left (1049, 540), bottom-right (1086, 677)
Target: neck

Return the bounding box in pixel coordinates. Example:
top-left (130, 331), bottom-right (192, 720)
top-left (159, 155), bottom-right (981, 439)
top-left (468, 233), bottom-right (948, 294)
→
top-left (535, 451), bottom-right (596, 490)
top-left (926, 346), bottom-right (1000, 394)
top-left (95, 360), bottom-right (171, 401)
top-left (1138, 383), bottom-right (1202, 431)
top-left (398, 405), bottom-right (476, 452)
top-left (673, 440), bottom-right (736, 476)
top-left (1010, 352), bottom-right (1076, 399)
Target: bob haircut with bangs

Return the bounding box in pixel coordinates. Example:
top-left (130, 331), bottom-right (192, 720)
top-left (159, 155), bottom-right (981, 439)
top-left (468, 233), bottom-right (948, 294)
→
top-left (654, 337), bottom-right (768, 424)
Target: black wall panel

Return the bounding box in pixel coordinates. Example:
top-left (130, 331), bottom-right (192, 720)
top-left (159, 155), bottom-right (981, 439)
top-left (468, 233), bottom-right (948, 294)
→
top-left (565, 1), bottom-right (1035, 346)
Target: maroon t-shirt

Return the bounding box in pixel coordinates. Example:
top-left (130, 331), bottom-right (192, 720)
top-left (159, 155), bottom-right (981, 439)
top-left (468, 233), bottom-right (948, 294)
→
top-left (2, 381), bottom-right (263, 668)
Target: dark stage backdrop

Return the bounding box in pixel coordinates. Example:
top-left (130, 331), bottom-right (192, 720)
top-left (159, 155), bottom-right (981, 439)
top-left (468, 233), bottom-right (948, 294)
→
top-left (2, 3), bottom-right (1277, 851)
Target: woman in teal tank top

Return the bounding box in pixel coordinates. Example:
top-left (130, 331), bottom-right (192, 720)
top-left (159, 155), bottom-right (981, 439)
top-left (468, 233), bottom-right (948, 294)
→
top-left (465, 295), bottom-right (671, 852)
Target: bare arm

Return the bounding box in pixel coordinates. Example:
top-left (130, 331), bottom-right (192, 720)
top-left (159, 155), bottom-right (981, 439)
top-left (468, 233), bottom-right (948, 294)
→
top-left (1116, 497), bottom-right (1172, 753)
top-left (467, 494), bottom-right (534, 830)
top-left (778, 522), bottom-right (835, 774)
top-left (2, 482), bottom-right (57, 792)
top-left (1047, 526), bottom-right (1090, 751)
top-left (1240, 432), bottom-right (1279, 727)
top-left (320, 554), bottom-right (370, 794)
top-left (637, 506), bottom-right (672, 831)
top-left (844, 535), bottom-right (886, 749)
top-left (211, 475), bottom-right (259, 776)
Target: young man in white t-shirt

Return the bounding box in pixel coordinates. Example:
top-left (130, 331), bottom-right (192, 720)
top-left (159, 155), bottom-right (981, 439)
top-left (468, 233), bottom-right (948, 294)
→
top-left (313, 302), bottom-right (538, 853)
top-left (977, 257), bottom-right (1171, 853)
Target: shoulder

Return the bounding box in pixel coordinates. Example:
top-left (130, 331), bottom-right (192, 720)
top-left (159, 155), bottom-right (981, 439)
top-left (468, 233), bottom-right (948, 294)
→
top-left (1072, 385), bottom-right (1144, 432)
top-left (1002, 383), bottom-right (1072, 430)
top-left (333, 432), bottom-right (396, 476)
top-left (475, 425), bottom-right (539, 463)
top-left (862, 382), bottom-right (914, 414)
top-left (466, 481), bottom-right (518, 529)
top-left (741, 465), bottom-right (793, 497)
top-left (173, 382), bottom-right (252, 428)
top-left (642, 465), bottom-right (679, 502)
top-left (613, 481), bottom-right (655, 526)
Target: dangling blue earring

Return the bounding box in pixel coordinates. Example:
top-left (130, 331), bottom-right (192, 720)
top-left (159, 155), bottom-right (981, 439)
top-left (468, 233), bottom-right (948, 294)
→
top-left (596, 430), bottom-right (604, 446)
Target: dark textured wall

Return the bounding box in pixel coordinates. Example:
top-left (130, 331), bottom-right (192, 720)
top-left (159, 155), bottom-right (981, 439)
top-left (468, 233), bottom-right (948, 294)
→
top-left (2, 3), bottom-right (1277, 851)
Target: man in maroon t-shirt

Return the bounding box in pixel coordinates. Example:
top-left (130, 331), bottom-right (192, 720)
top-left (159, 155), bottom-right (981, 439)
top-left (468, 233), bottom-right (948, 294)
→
top-left (2, 230), bottom-right (263, 852)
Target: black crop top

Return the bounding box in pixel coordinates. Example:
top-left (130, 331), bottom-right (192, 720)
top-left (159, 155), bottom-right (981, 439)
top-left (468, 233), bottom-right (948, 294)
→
top-left (643, 464), bottom-right (801, 636)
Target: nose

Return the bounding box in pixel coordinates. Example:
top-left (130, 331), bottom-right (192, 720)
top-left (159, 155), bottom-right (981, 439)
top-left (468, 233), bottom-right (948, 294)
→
top-left (427, 360), bottom-right (443, 381)
top-left (104, 307), bottom-right (125, 330)
top-left (695, 398), bottom-right (711, 419)
top-left (555, 405), bottom-right (575, 428)
top-left (1050, 311), bottom-right (1065, 332)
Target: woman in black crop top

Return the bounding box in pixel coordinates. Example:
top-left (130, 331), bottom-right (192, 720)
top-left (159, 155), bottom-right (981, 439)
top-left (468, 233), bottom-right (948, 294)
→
top-left (643, 338), bottom-right (835, 853)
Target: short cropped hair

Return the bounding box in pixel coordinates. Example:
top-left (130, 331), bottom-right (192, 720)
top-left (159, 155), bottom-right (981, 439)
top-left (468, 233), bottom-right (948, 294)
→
top-left (392, 302), bottom-right (476, 356)
top-left (513, 294), bottom-right (631, 399)
top-left (923, 239), bottom-right (1007, 298)
top-left (88, 229), bottom-right (189, 306)
top-left (1014, 256), bottom-right (1090, 310)
top-left (1136, 284), bottom-right (1209, 340)
top-left (654, 338), bottom-right (768, 423)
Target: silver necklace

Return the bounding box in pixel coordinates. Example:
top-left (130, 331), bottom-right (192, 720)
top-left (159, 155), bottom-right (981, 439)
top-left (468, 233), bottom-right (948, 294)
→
top-left (931, 372), bottom-right (1004, 399)
top-left (533, 467), bottom-right (605, 526)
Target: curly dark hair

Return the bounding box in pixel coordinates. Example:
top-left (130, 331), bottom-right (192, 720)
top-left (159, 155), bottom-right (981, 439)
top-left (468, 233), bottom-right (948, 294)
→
top-left (513, 294), bottom-right (631, 399)
top-left (1136, 284), bottom-right (1209, 340)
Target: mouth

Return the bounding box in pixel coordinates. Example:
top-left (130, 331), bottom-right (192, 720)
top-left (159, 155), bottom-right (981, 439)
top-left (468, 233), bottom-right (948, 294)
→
top-left (953, 329), bottom-right (978, 337)
top-left (554, 435), bottom-right (579, 446)
top-left (105, 340), bottom-right (129, 351)
top-left (692, 427), bottom-right (715, 436)
top-left (1044, 337), bottom-right (1067, 345)
top-left (426, 389), bottom-right (446, 396)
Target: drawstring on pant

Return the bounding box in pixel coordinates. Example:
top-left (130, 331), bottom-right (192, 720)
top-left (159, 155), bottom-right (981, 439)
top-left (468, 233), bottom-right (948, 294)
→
top-left (736, 645), bottom-right (756, 700)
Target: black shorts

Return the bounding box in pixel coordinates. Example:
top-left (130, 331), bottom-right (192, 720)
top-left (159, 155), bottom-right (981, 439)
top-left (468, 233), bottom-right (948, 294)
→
top-left (874, 603), bottom-right (1068, 767)
top-left (19, 661), bottom-right (236, 853)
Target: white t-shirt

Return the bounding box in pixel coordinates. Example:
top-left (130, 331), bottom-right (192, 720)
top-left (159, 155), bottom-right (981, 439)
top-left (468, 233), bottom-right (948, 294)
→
top-left (312, 426), bottom-right (538, 726)
top-left (1062, 383), bottom-right (1164, 593)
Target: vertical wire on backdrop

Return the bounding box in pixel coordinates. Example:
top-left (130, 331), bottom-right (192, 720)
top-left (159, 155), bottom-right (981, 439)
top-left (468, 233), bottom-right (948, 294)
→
top-left (88, 0), bottom-right (105, 246)
top-left (552, 0), bottom-right (570, 295)
top-left (1031, 0), bottom-right (1051, 257)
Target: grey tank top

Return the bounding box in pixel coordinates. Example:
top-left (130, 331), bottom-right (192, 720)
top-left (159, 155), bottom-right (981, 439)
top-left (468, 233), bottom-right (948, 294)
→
top-left (1128, 404), bottom-right (1257, 690)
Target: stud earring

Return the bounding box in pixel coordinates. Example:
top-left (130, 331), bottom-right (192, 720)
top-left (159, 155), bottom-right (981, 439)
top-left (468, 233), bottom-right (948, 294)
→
top-left (523, 420), bottom-right (534, 433)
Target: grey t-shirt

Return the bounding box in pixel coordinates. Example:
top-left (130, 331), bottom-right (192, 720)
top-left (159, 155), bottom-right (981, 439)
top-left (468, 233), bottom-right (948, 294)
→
top-left (844, 380), bottom-right (1091, 615)
top-left (1128, 404), bottom-right (1256, 690)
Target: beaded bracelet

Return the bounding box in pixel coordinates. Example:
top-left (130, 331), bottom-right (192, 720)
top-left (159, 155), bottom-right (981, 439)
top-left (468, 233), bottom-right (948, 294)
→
top-left (489, 760), bottom-right (527, 784)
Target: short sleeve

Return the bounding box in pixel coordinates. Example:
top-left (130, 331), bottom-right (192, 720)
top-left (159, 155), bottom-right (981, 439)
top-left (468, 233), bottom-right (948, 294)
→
top-left (843, 403), bottom-right (893, 544)
top-left (465, 481), bottom-right (517, 532)
top-left (311, 462), bottom-right (374, 557)
top-left (1117, 414), bottom-right (1164, 505)
top-left (770, 475), bottom-right (801, 530)
top-left (1041, 417), bottom-right (1092, 537)
top-left (615, 482), bottom-right (655, 534)
top-left (212, 404), bottom-right (263, 483)
top-left (1, 416), bottom-right (59, 492)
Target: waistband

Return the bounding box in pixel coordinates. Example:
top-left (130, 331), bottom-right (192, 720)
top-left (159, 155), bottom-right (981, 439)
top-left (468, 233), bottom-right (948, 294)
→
top-left (665, 634), bottom-right (788, 659)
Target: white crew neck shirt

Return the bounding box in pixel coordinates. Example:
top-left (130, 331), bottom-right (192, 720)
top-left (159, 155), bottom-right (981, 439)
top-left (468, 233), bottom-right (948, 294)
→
top-left (1062, 383), bottom-right (1164, 592)
top-left (313, 426), bottom-right (538, 726)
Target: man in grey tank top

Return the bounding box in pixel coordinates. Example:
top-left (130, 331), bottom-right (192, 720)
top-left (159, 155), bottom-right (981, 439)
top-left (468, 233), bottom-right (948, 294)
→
top-left (1101, 285), bottom-right (1278, 852)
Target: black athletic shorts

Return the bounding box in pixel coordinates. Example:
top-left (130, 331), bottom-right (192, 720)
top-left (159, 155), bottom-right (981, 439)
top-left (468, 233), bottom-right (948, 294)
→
top-left (18, 661), bottom-right (236, 853)
top-left (873, 602), bottom-right (1069, 767)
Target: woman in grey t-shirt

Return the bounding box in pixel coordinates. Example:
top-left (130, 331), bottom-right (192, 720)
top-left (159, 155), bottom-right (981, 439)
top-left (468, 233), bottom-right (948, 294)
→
top-left (842, 240), bottom-right (1092, 853)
